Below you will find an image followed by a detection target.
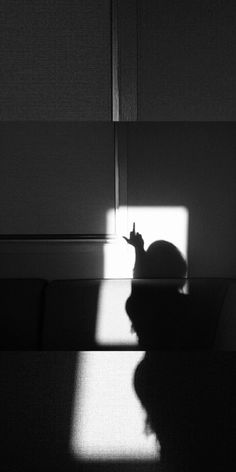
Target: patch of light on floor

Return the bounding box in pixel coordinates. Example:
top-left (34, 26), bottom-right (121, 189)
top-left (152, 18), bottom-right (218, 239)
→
top-left (70, 351), bottom-right (159, 461)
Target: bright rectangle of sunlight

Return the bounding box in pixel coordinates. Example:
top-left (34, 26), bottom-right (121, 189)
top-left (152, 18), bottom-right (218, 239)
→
top-left (70, 351), bottom-right (159, 461)
top-left (95, 206), bottom-right (189, 345)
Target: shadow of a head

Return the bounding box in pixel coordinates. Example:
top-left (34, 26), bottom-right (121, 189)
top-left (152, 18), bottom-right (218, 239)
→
top-left (145, 240), bottom-right (187, 289)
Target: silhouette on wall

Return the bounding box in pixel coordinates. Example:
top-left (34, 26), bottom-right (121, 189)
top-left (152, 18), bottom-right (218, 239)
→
top-left (124, 224), bottom-right (220, 349)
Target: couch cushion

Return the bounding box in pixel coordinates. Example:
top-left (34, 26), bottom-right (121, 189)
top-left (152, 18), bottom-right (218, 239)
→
top-left (43, 280), bottom-right (101, 349)
top-left (0, 279), bottom-right (46, 349)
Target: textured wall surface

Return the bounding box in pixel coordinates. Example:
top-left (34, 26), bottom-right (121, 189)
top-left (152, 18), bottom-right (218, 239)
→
top-left (138, 0), bottom-right (236, 120)
top-left (0, 122), bottom-right (115, 235)
top-left (0, 0), bottom-right (111, 120)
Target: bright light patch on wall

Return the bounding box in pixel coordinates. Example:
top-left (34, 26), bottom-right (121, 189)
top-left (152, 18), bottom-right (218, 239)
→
top-left (104, 206), bottom-right (188, 278)
top-left (71, 351), bottom-right (159, 461)
top-left (95, 206), bottom-right (189, 345)
top-left (127, 206), bottom-right (188, 257)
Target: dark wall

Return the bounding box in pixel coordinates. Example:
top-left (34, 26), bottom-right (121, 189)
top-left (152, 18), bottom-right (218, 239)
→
top-left (2, 1), bottom-right (236, 122)
top-left (0, 0), bottom-right (111, 120)
top-left (127, 122), bottom-right (236, 276)
top-left (0, 122), bottom-right (114, 235)
top-left (0, 122), bottom-right (116, 279)
top-left (138, 0), bottom-right (236, 120)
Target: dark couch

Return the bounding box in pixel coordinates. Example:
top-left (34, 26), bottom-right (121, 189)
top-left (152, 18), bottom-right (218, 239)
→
top-left (0, 278), bottom-right (235, 350)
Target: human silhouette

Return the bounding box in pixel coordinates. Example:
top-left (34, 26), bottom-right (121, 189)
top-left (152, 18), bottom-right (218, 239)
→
top-left (123, 223), bottom-right (187, 280)
top-left (133, 351), bottom-right (236, 471)
top-left (124, 223), bottom-right (204, 348)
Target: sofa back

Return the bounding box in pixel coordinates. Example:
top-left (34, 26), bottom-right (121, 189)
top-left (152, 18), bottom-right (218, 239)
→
top-left (0, 278), bottom-right (235, 349)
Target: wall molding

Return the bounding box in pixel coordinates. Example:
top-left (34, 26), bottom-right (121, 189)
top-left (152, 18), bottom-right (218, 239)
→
top-left (0, 123), bottom-right (128, 242)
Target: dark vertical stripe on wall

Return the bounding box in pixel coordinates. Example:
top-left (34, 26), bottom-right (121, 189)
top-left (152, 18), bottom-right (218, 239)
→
top-left (112, 0), bottom-right (119, 121)
top-left (112, 0), bottom-right (138, 121)
top-left (117, 123), bottom-right (128, 208)
top-left (114, 124), bottom-right (120, 234)
top-left (117, 0), bottom-right (138, 121)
